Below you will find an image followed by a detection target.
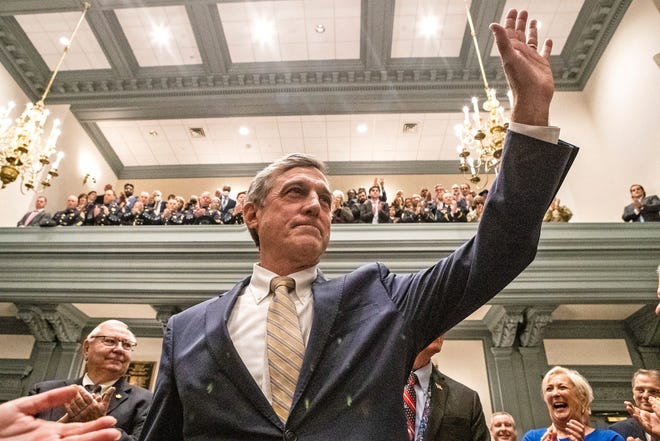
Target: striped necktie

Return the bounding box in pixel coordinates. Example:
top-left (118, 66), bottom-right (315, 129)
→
top-left (266, 276), bottom-right (303, 422)
top-left (403, 372), bottom-right (418, 441)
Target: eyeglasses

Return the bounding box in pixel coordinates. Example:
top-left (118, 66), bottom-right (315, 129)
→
top-left (91, 335), bottom-right (137, 351)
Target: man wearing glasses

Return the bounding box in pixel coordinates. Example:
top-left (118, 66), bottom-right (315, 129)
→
top-left (28, 320), bottom-right (152, 441)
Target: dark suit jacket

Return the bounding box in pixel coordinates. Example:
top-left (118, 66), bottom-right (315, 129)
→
top-left (220, 197), bottom-right (237, 217)
top-left (16, 210), bottom-right (51, 227)
top-left (622, 195), bottom-right (660, 222)
top-left (609, 417), bottom-right (647, 439)
top-left (422, 367), bottom-right (489, 441)
top-left (29, 376), bottom-right (152, 441)
top-left (140, 132), bottom-right (578, 441)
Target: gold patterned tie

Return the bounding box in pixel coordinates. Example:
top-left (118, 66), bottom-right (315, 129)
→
top-left (267, 276), bottom-right (304, 421)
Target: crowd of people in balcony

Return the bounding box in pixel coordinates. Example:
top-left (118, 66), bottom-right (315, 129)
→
top-left (16, 178), bottom-right (659, 228)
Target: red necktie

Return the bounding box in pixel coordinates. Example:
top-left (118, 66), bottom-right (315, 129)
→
top-left (403, 372), bottom-right (418, 441)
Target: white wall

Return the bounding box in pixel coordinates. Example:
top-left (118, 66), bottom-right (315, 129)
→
top-left (550, 0), bottom-right (660, 221)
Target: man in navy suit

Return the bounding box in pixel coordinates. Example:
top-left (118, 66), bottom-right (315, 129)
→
top-left (610, 369), bottom-right (660, 440)
top-left (140, 9), bottom-right (578, 441)
top-left (405, 336), bottom-right (490, 441)
top-left (29, 320), bottom-right (152, 441)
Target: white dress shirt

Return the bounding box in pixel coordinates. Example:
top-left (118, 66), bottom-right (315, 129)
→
top-left (412, 362), bottom-right (433, 433)
top-left (227, 263), bottom-right (317, 402)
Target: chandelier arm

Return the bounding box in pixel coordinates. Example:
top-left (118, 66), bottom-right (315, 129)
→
top-left (464, 1), bottom-right (490, 96)
top-left (38, 1), bottom-right (91, 104)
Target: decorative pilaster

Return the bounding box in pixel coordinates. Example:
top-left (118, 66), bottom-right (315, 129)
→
top-left (484, 305), bottom-right (525, 348)
top-left (15, 304), bottom-right (88, 393)
top-left (519, 346), bottom-right (550, 430)
top-left (520, 306), bottom-right (556, 347)
top-left (625, 305), bottom-right (660, 347)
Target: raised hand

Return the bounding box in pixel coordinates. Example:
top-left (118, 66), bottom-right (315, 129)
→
top-left (490, 9), bottom-right (554, 126)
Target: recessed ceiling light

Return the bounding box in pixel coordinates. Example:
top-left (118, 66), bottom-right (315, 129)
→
top-left (148, 130), bottom-right (158, 137)
top-left (315, 24), bottom-right (326, 33)
top-left (419, 16), bottom-right (440, 38)
top-left (252, 19), bottom-right (275, 43)
top-left (356, 123), bottom-right (368, 134)
top-left (59, 36), bottom-right (70, 46)
top-left (239, 126), bottom-right (250, 136)
top-left (151, 25), bottom-right (172, 46)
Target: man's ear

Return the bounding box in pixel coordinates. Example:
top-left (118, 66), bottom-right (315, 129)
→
top-left (82, 340), bottom-right (90, 361)
top-left (243, 202), bottom-right (258, 229)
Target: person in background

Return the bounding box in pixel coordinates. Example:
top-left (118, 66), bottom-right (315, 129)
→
top-left (49, 194), bottom-right (84, 226)
top-left (622, 184), bottom-right (660, 222)
top-left (331, 190), bottom-right (354, 223)
top-left (0, 385), bottom-right (120, 441)
top-left (522, 366), bottom-right (623, 441)
top-left (490, 411), bottom-right (518, 441)
top-left (403, 336), bottom-right (489, 441)
top-left (610, 369), bottom-right (660, 441)
top-left (543, 197), bottom-right (573, 222)
top-left (17, 196), bottom-right (51, 227)
top-left (623, 395), bottom-right (660, 440)
top-left (467, 195), bottom-right (486, 223)
top-left (28, 320), bottom-right (152, 441)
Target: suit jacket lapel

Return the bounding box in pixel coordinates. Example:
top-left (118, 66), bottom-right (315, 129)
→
top-left (204, 278), bottom-right (282, 426)
top-left (423, 367), bottom-right (448, 440)
top-left (106, 377), bottom-right (129, 414)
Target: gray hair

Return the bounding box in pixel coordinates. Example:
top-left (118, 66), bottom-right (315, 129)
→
top-left (245, 153), bottom-right (327, 247)
top-left (86, 319), bottom-right (136, 343)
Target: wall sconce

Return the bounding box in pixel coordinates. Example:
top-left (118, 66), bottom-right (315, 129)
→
top-left (83, 173), bottom-right (96, 186)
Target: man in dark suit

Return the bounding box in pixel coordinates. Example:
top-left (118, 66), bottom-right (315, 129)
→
top-left (610, 368), bottom-right (660, 440)
top-left (16, 195), bottom-right (51, 227)
top-left (404, 336), bottom-right (489, 441)
top-left (140, 10), bottom-right (578, 441)
top-left (622, 184), bottom-right (660, 222)
top-left (217, 185), bottom-right (237, 221)
top-left (29, 320), bottom-right (152, 441)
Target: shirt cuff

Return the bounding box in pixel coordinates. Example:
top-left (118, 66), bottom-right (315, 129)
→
top-left (509, 122), bottom-right (560, 145)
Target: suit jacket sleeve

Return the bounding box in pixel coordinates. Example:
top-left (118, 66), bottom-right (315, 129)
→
top-left (139, 321), bottom-right (184, 441)
top-left (470, 392), bottom-right (490, 441)
top-left (384, 132), bottom-right (578, 354)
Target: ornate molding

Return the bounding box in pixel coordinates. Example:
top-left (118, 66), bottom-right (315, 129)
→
top-left (15, 304), bottom-right (87, 343)
top-left (520, 306), bottom-right (557, 347)
top-left (484, 305), bottom-right (525, 348)
top-left (16, 304), bottom-right (55, 342)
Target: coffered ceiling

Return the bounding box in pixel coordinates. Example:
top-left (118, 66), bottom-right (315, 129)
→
top-left (0, 0), bottom-right (632, 179)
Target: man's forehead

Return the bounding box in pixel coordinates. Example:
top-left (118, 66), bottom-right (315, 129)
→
top-left (275, 167), bottom-right (329, 186)
top-left (635, 374), bottom-right (660, 386)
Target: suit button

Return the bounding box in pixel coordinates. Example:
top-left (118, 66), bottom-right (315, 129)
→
top-left (283, 429), bottom-right (297, 441)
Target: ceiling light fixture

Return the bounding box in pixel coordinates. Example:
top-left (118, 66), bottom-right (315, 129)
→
top-left (356, 123), bottom-right (368, 134)
top-left (455, 2), bottom-right (512, 188)
top-left (238, 126), bottom-right (250, 136)
top-left (419, 16), bottom-right (440, 38)
top-left (315, 24), bottom-right (326, 33)
top-left (151, 24), bottom-right (172, 46)
top-left (0, 1), bottom-right (91, 193)
top-left (252, 19), bottom-right (275, 44)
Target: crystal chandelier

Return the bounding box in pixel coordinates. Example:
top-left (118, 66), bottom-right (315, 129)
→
top-left (0, 1), bottom-right (91, 193)
top-left (455, 2), bottom-right (512, 189)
